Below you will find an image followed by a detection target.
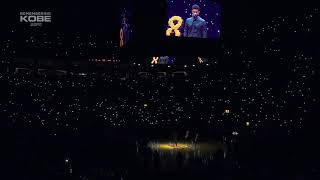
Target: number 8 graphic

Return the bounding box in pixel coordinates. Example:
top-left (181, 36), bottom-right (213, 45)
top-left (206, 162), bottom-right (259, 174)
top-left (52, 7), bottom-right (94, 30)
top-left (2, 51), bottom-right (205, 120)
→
top-left (151, 57), bottom-right (159, 64)
top-left (166, 16), bottom-right (183, 37)
top-left (120, 28), bottom-right (124, 47)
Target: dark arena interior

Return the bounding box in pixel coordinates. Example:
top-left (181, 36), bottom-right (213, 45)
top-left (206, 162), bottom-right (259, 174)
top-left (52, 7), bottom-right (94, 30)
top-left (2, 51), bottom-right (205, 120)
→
top-left (1, 0), bottom-right (320, 179)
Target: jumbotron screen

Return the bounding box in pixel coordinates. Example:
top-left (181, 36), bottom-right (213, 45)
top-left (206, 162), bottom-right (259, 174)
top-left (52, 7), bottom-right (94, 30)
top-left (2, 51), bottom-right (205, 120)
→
top-left (166, 0), bottom-right (221, 39)
top-left (119, 2), bottom-right (133, 48)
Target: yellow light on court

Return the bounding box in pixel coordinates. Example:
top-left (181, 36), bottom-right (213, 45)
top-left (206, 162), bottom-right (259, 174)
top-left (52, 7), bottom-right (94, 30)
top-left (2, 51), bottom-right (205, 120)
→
top-left (159, 143), bottom-right (191, 150)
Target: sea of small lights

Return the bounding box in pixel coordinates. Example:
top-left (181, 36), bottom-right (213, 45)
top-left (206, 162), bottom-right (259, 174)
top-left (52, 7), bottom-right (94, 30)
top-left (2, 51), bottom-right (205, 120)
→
top-left (1, 57), bottom-right (316, 136)
top-left (0, 9), bottom-right (318, 137)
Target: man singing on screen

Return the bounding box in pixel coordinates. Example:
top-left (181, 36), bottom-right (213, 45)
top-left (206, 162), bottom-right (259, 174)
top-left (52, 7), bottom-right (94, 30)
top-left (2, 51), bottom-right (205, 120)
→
top-left (183, 4), bottom-right (207, 38)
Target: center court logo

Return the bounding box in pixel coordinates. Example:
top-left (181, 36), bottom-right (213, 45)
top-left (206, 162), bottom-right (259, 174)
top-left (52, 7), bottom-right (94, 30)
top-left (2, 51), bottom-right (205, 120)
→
top-left (20, 12), bottom-right (52, 27)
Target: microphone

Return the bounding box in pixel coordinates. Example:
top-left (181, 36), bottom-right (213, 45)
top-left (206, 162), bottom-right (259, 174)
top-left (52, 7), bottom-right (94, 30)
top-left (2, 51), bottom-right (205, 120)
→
top-left (192, 15), bottom-right (198, 23)
top-left (192, 13), bottom-right (198, 18)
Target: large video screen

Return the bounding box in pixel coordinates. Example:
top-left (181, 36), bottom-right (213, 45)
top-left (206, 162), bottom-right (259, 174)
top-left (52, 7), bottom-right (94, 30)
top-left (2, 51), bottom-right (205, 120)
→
top-left (120, 8), bottom-right (132, 47)
top-left (119, 5), bottom-right (132, 47)
top-left (149, 56), bottom-right (213, 65)
top-left (166, 0), bottom-right (221, 39)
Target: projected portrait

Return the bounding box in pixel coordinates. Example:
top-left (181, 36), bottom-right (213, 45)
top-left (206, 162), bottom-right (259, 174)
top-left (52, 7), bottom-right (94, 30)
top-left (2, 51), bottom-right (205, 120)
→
top-left (166, 0), bottom-right (221, 39)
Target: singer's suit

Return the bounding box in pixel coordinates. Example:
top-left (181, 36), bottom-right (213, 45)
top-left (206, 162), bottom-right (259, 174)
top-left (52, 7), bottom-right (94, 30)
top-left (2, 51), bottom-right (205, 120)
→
top-left (183, 16), bottom-right (207, 38)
